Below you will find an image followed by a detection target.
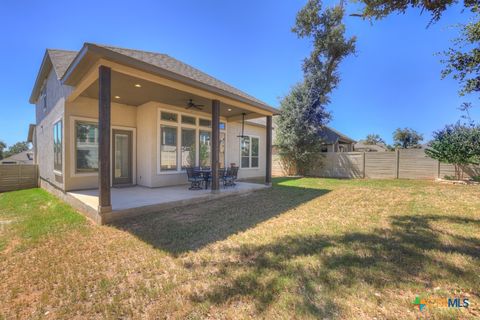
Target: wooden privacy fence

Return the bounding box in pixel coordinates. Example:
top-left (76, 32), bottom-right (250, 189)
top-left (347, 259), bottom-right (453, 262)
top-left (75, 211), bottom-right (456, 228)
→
top-left (273, 150), bottom-right (480, 180)
top-left (0, 165), bottom-right (39, 192)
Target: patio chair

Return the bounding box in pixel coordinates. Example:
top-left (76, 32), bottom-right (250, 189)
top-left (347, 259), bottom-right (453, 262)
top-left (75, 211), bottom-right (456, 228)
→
top-left (223, 166), bottom-right (239, 187)
top-left (218, 168), bottom-right (226, 187)
top-left (186, 167), bottom-right (203, 190)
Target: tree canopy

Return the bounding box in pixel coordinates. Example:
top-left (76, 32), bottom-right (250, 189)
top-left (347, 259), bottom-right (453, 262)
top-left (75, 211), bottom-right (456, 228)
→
top-left (3, 141), bottom-right (30, 159)
top-left (0, 140), bottom-right (6, 160)
top-left (425, 122), bottom-right (480, 179)
top-left (354, 0), bottom-right (480, 99)
top-left (393, 128), bottom-right (424, 148)
top-left (364, 133), bottom-right (385, 145)
top-left (275, 0), bottom-right (356, 174)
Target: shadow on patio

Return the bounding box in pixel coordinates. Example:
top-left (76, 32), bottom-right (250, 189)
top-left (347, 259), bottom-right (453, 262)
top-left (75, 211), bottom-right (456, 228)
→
top-left (112, 178), bottom-right (330, 254)
top-left (189, 214), bottom-right (480, 318)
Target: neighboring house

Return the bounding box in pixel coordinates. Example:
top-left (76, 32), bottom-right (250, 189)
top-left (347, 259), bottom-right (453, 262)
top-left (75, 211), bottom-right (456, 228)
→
top-left (354, 141), bottom-right (389, 152)
top-left (318, 126), bottom-right (356, 152)
top-left (29, 43), bottom-right (278, 216)
top-left (0, 150), bottom-right (34, 165)
top-left (252, 117), bottom-right (355, 154)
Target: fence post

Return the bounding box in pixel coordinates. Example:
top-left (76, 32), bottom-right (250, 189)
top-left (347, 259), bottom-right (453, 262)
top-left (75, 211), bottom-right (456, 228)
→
top-left (395, 149), bottom-right (400, 179)
top-left (437, 160), bottom-right (441, 179)
top-left (18, 165), bottom-right (22, 191)
top-left (362, 152), bottom-right (366, 179)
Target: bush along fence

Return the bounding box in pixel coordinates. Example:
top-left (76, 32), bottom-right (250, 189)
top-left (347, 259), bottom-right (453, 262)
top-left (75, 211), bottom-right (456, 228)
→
top-left (0, 165), bottom-right (39, 192)
top-left (272, 149), bottom-right (479, 180)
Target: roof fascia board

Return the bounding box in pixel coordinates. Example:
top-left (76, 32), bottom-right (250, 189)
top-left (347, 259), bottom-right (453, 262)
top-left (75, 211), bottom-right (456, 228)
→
top-left (29, 51), bottom-right (53, 104)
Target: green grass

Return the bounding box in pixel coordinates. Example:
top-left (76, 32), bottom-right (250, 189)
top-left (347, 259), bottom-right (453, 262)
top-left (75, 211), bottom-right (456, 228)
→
top-left (0, 188), bottom-right (85, 250)
top-left (0, 179), bottom-right (479, 319)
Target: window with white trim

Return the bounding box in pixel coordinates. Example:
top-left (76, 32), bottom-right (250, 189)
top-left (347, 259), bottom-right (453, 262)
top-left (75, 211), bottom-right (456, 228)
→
top-left (53, 120), bottom-right (62, 172)
top-left (158, 110), bottom-right (226, 172)
top-left (240, 136), bottom-right (259, 168)
top-left (75, 121), bottom-right (98, 172)
top-left (160, 126), bottom-right (178, 171)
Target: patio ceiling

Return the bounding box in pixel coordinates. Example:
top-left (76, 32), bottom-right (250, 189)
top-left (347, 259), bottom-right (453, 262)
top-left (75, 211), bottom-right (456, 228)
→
top-left (81, 71), bottom-right (258, 118)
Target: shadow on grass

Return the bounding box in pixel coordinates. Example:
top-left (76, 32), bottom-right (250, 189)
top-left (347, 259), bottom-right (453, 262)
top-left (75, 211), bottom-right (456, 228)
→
top-left (193, 214), bottom-right (480, 318)
top-left (112, 179), bottom-right (330, 254)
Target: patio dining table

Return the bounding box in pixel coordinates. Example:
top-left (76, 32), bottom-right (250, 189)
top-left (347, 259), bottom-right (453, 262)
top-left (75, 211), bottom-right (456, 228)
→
top-left (194, 168), bottom-right (212, 189)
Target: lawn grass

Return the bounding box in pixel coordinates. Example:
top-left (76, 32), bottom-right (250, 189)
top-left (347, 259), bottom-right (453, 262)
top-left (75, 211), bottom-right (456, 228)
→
top-left (0, 179), bottom-right (479, 319)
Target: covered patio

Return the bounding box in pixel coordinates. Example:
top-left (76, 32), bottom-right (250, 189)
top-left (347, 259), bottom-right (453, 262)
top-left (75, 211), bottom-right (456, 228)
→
top-left (60, 43), bottom-right (276, 224)
top-left (68, 182), bottom-right (268, 223)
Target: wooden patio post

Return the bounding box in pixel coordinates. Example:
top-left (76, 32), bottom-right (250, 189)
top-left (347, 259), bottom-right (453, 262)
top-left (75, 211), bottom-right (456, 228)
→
top-left (98, 66), bottom-right (112, 213)
top-left (265, 115), bottom-right (272, 185)
top-left (211, 99), bottom-right (220, 192)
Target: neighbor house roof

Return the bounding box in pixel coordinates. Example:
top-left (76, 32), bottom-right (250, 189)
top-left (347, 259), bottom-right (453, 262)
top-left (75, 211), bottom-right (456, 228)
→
top-left (320, 126), bottom-right (356, 144)
top-left (0, 150), bottom-right (34, 165)
top-left (354, 141), bottom-right (389, 152)
top-left (251, 116), bottom-right (355, 144)
top-left (30, 43), bottom-right (278, 115)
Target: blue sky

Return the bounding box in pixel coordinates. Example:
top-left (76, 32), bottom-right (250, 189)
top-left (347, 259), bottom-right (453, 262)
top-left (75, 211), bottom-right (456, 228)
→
top-left (0, 0), bottom-right (477, 147)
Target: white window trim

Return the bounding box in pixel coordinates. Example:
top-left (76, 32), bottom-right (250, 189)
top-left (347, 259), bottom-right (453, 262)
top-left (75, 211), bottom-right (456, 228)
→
top-left (239, 134), bottom-right (260, 170)
top-left (69, 116), bottom-right (137, 185)
top-left (156, 107), bottom-right (227, 175)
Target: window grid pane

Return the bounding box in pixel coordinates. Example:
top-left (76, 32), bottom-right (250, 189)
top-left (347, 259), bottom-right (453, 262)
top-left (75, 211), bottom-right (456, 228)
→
top-left (76, 122), bottom-right (98, 172)
top-left (161, 112), bottom-right (178, 122)
top-left (181, 128), bottom-right (196, 168)
top-left (53, 121), bottom-right (62, 172)
top-left (251, 137), bottom-right (259, 157)
top-left (199, 119), bottom-right (211, 128)
top-left (160, 126), bottom-right (177, 171)
top-left (199, 131), bottom-right (211, 167)
top-left (181, 115), bottom-right (196, 125)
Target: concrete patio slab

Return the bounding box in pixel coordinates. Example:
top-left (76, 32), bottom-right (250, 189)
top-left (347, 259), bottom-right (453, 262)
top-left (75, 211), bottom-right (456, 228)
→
top-left (67, 182), bottom-right (269, 223)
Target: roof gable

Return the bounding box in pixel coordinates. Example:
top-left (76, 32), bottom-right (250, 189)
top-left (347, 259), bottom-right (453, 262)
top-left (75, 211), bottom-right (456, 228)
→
top-left (96, 45), bottom-right (268, 107)
top-left (47, 49), bottom-right (77, 79)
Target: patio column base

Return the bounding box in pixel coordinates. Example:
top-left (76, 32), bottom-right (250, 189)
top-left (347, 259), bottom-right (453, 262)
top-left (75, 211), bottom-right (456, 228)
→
top-left (98, 205), bottom-right (112, 214)
top-left (211, 189), bottom-right (220, 194)
top-left (265, 182), bottom-right (272, 187)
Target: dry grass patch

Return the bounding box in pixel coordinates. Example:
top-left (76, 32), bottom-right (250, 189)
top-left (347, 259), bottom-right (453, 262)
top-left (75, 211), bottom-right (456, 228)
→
top-left (1, 179), bottom-right (479, 319)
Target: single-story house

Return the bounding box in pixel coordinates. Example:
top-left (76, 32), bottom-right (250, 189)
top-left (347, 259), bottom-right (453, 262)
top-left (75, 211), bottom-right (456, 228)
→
top-left (318, 126), bottom-right (356, 152)
top-left (354, 141), bottom-right (389, 152)
top-left (264, 118), bottom-right (355, 153)
top-left (29, 43), bottom-right (278, 223)
top-left (0, 150), bottom-right (34, 165)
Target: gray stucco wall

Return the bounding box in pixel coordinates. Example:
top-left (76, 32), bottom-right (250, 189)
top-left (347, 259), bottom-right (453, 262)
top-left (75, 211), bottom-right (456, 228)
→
top-left (35, 69), bottom-right (72, 189)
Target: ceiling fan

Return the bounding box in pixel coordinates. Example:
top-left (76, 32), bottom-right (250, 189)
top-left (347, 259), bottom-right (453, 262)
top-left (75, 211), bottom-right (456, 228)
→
top-left (186, 99), bottom-right (204, 110)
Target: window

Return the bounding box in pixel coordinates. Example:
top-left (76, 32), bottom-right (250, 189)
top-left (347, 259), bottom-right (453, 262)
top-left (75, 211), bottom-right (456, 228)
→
top-left (181, 115), bottom-right (196, 125)
top-left (181, 128), bottom-right (196, 168)
top-left (41, 86), bottom-right (47, 113)
top-left (199, 119), bottom-right (211, 127)
top-left (161, 112), bottom-right (178, 122)
top-left (220, 132), bottom-right (226, 168)
top-left (240, 136), bottom-right (259, 168)
top-left (53, 120), bottom-right (62, 172)
top-left (160, 126), bottom-right (177, 170)
top-left (158, 110), bottom-right (227, 172)
top-left (75, 122), bottom-right (98, 172)
top-left (199, 131), bottom-right (211, 167)
top-left (321, 145), bottom-right (328, 153)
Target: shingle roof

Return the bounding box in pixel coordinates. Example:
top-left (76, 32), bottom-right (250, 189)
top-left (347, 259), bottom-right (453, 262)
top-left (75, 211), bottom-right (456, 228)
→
top-left (321, 126), bottom-right (356, 144)
top-left (47, 49), bottom-right (77, 79)
top-left (93, 44), bottom-right (268, 107)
